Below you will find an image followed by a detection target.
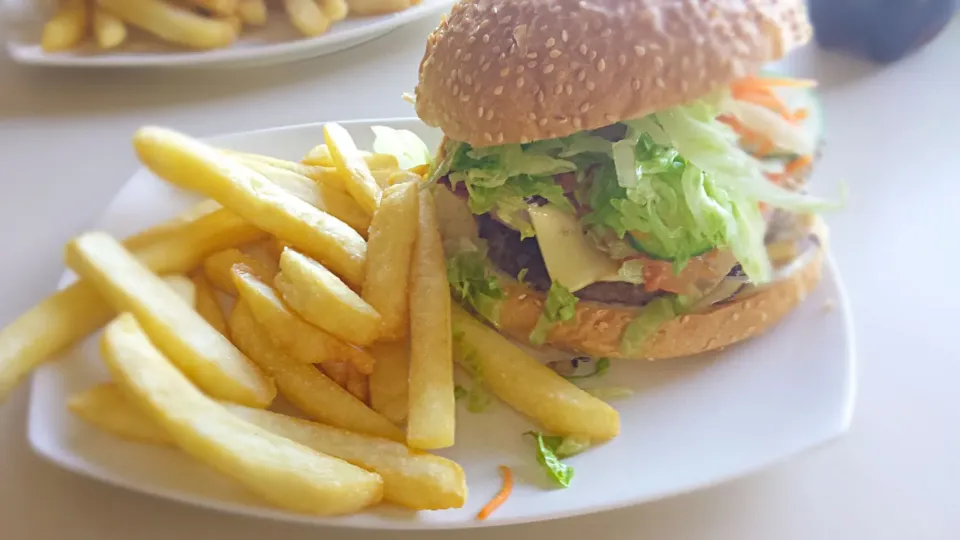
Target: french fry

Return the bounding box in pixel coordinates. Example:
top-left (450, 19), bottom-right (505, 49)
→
top-left (237, 0), bottom-right (267, 25)
top-left (41, 0), bottom-right (88, 52)
top-left (99, 0), bottom-right (238, 50)
top-left (319, 0), bottom-right (347, 21)
top-left (368, 341), bottom-right (410, 425)
top-left (302, 145), bottom-right (400, 171)
top-left (134, 126), bottom-right (367, 287)
top-left (346, 0), bottom-right (410, 15)
top-left (225, 151), bottom-right (348, 190)
top-left (361, 182), bottom-right (419, 340)
top-left (228, 301), bottom-right (404, 442)
top-left (275, 249), bottom-right (382, 346)
top-left (191, 273), bottom-right (228, 336)
top-left (0, 208), bottom-right (261, 404)
top-left (123, 199), bottom-right (223, 251)
top-left (69, 383), bottom-right (173, 445)
top-left (101, 314), bottom-right (383, 515)
top-left (184, 0), bottom-right (238, 16)
top-left (236, 158), bottom-right (372, 233)
top-left (319, 360), bottom-right (349, 387)
top-left (226, 405), bottom-right (468, 510)
top-left (203, 248), bottom-right (277, 295)
top-left (71, 382), bottom-right (466, 511)
top-left (232, 265), bottom-right (375, 373)
top-left (323, 123), bottom-right (382, 215)
top-left (65, 232), bottom-right (275, 408)
top-left (92, 8), bottom-right (127, 49)
top-left (451, 305), bottom-right (620, 441)
top-left (344, 363), bottom-right (370, 404)
top-left (283, 0), bottom-right (330, 37)
top-left (406, 189), bottom-right (455, 450)
top-left (161, 275), bottom-right (196, 307)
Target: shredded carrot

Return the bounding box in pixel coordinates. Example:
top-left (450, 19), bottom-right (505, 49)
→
top-left (733, 75), bottom-right (818, 90)
top-left (477, 466), bottom-right (514, 520)
top-left (734, 90), bottom-right (792, 119)
top-left (790, 108), bottom-right (809, 123)
top-left (784, 154), bottom-right (813, 175)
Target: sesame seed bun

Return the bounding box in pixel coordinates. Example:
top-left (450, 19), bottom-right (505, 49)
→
top-left (415, 0), bottom-right (814, 147)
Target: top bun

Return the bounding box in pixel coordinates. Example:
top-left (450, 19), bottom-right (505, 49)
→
top-left (415, 0), bottom-right (813, 148)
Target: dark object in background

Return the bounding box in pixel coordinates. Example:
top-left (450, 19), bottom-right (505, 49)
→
top-left (809, 0), bottom-right (958, 63)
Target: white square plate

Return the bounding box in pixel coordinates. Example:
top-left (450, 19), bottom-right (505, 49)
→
top-left (27, 118), bottom-right (856, 529)
top-left (4, 0), bottom-right (452, 68)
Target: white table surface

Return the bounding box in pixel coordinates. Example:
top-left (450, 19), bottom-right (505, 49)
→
top-left (2, 15), bottom-right (959, 540)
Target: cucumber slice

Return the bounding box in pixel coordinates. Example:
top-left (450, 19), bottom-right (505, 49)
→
top-left (626, 232), bottom-right (713, 261)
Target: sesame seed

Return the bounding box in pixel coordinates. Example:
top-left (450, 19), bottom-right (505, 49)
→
top-left (527, 61), bottom-right (537, 68)
top-left (485, 109), bottom-right (494, 120)
top-left (464, 74), bottom-right (473, 85)
top-left (467, 36), bottom-right (476, 44)
top-left (516, 65), bottom-right (524, 73)
top-left (549, 49), bottom-right (561, 58)
top-left (493, 85), bottom-right (503, 95)
top-left (526, 52), bottom-right (537, 59)
top-left (477, 106), bottom-right (484, 118)
top-left (454, 48), bottom-right (462, 59)
top-left (538, 118), bottom-right (548, 126)
top-left (537, 91), bottom-right (544, 103)
top-left (496, 133), bottom-right (504, 143)
top-left (654, 56), bottom-right (664, 69)
top-left (747, 326), bottom-right (757, 333)
top-left (481, 62), bottom-right (491, 72)
top-left (501, 15), bottom-right (511, 23)
top-left (459, 94), bottom-right (470, 102)
top-left (492, 45), bottom-right (501, 54)
top-left (588, 50), bottom-right (597, 61)
top-left (732, 312), bottom-right (741, 321)
top-left (561, 30), bottom-right (568, 42)
top-left (597, 59), bottom-right (606, 72)
top-left (520, 136), bottom-right (530, 144)
top-left (572, 117), bottom-right (582, 128)
top-left (634, 45), bottom-right (646, 57)
top-left (554, 84), bottom-right (563, 95)
top-left (482, 34), bottom-right (490, 43)
top-left (600, 28), bottom-right (612, 38)
top-left (579, 44), bottom-right (587, 55)
top-left (565, 84), bottom-right (572, 95)
top-left (463, 53), bottom-right (472, 62)
top-left (586, 80), bottom-right (596, 91)
top-left (527, 112), bottom-right (536, 120)
top-left (452, 84), bottom-right (459, 95)
top-left (545, 37), bottom-right (555, 47)
top-left (579, 102), bottom-right (590, 113)
top-left (655, 78), bottom-right (665, 89)
top-left (484, 132), bottom-right (493, 142)
top-left (517, 78), bottom-right (525, 88)
top-left (556, 116), bottom-right (568, 123)
top-left (577, 70), bottom-right (586, 81)
top-left (705, 338), bottom-right (716, 348)
top-left (605, 113), bottom-right (616, 122)
top-left (500, 67), bottom-right (510, 77)
top-left (543, 64), bottom-right (554, 74)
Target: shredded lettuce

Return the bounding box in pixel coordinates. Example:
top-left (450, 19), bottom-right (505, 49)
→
top-left (564, 357), bottom-right (611, 380)
top-left (621, 297), bottom-right (677, 356)
top-left (447, 249), bottom-right (505, 326)
top-left (371, 126), bottom-right (432, 170)
top-left (616, 259), bottom-right (646, 284)
top-left (527, 432), bottom-right (576, 488)
top-left (529, 282), bottom-right (578, 345)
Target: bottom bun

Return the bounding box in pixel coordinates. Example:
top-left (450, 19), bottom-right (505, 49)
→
top-left (494, 243), bottom-right (825, 360)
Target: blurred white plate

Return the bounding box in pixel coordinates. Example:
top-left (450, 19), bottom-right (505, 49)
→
top-left (27, 119), bottom-right (856, 529)
top-left (4, 0), bottom-right (452, 68)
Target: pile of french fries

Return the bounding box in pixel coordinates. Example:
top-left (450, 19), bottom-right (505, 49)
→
top-left (0, 122), bottom-right (621, 517)
top-left (40, 0), bottom-right (421, 53)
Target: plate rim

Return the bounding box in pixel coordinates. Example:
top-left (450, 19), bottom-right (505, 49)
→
top-left (26, 117), bottom-right (858, 530)
top-left (6, 0), bottom-right (453, 68)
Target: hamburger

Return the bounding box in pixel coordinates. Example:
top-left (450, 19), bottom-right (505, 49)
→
top-left (413, 0), bottom-right (841, 360)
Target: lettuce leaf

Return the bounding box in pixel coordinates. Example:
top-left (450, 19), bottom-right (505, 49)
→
top-left (621, 297), bottom-right (677, 356)
top-left (529, 282), bottom-right (579, 345)
top-left (527, 432), bottom-right (576, 488)
top-left (371, 126), bottom-right (433, 170)
top-left (447, 249), bottom-right (505, 326)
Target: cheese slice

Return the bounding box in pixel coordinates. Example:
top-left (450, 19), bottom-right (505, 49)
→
top-left (528, 204), bottom-right (620, 291)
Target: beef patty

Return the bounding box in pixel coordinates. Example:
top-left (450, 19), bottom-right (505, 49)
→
top-left (476, 213), bottom-right (666, 306)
